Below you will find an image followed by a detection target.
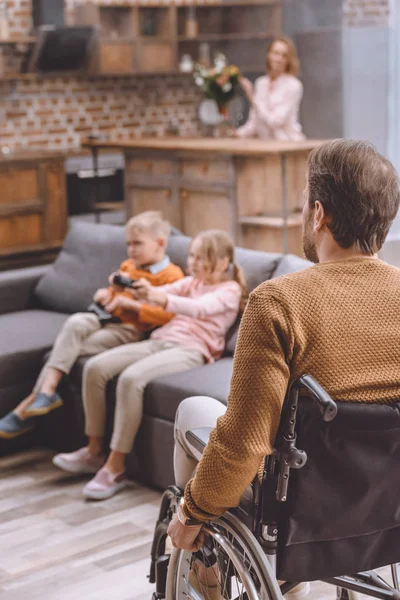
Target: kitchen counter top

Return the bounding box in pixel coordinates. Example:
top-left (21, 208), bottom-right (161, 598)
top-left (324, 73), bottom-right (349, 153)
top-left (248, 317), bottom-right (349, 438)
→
top-left (83, 137), bottom-right (324, 156)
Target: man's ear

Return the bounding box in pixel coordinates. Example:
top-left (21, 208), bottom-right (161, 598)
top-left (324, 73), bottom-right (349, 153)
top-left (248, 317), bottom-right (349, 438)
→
top-left (313, 201), bottom-right (330, 232)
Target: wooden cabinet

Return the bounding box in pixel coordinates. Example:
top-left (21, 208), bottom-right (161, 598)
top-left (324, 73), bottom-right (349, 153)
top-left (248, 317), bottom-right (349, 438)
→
top-left (0, 153), bottom-right (67, 270)
top-left (180, 188), bottom-right (233, 238)
top-left (87, 138), bottom-right (322, 256)
top-left (126, 185), bottom-right (176, 225)
top-left (2, 1), bottom-right (281, 80)
top-left (124, 149), bottom-right (237, 241)
top-left (70, 0), bottom-right (280, 77)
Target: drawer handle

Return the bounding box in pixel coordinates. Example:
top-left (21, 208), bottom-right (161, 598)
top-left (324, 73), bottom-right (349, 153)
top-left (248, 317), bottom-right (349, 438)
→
top-left (180, 190), bottom-right (189, 200)
top-left (202, 164), bottom-right (209, 175)
top-left (163, 189), bottom-right (171, 199)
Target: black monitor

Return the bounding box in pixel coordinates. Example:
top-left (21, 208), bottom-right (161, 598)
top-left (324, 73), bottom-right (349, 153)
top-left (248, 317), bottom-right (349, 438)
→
top-left (28, 26), bottom-right (96, 72)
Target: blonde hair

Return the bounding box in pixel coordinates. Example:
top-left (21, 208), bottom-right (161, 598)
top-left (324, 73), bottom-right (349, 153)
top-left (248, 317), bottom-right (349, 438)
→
top-left (192, 230), bottom-right (248, 312)
top-left (266, 36), bottom-right (300, 76)
top-left (126, 211), bottom-right (170, 240)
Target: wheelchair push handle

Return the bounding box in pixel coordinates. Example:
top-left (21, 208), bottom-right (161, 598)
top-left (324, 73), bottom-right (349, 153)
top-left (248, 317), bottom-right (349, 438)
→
top-left (294, 374), bottom-right (337, 422)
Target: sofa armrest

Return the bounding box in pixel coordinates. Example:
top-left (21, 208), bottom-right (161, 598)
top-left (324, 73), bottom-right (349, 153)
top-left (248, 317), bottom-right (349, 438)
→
top-left (0, 265), bottom-right (50, 315)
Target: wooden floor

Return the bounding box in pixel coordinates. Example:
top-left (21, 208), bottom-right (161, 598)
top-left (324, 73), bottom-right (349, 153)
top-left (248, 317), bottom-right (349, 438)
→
top-left (0, 450), bottom-right (392, 600)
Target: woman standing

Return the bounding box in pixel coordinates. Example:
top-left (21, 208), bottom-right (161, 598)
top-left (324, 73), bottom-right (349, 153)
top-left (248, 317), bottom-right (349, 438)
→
top-left (236, 36), bottom-right (305, 141)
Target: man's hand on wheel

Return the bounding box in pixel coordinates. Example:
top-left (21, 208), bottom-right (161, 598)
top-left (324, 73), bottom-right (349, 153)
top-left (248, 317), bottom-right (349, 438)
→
top-left (167, 513), bottom-right (204, 552)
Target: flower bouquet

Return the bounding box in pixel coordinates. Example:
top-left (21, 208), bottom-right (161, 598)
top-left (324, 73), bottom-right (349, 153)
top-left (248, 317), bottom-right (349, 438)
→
top-left (193, 53), bottom-right (241, 119)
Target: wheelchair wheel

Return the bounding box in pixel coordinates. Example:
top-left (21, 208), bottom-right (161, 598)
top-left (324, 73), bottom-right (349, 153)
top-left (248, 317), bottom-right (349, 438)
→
top-left (166, 511), bottom-right (283, 600)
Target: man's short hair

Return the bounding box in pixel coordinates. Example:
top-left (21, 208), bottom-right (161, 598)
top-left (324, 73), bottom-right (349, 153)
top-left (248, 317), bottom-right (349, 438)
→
top-left (307, 139), bottom-right (400, 254)
top-left (126, 211), bottom-right (170, 240)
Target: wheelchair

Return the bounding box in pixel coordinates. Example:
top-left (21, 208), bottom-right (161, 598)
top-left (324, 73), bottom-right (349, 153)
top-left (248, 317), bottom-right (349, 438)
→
top-left (149, 375), bottom-right (400, 599)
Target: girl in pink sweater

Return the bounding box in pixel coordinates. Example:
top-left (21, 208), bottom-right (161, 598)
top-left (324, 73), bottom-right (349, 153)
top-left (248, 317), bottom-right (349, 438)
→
top-left (52, 230), bottom-right (247, 500)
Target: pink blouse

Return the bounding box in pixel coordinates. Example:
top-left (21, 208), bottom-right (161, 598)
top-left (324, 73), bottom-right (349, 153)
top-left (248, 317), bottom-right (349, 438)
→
top-left (150, 277), bottom-right (241, 363)
top-left (237, 74), bottom-right (305, 141)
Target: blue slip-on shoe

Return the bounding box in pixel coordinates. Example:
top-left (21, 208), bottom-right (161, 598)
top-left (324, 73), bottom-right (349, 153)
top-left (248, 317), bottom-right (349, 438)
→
top-left (24, 392), bottom-right (63, 417)
top-left (0, 412), bottom-right (36, 439)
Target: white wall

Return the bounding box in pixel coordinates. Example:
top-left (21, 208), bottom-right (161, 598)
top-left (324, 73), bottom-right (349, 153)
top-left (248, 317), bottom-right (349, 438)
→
top-left (386, 1), bottom-right (400, 242)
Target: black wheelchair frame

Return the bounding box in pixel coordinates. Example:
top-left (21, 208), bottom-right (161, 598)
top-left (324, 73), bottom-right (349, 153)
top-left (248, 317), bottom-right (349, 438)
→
top-left (149, 375), bottom-right (400, 600)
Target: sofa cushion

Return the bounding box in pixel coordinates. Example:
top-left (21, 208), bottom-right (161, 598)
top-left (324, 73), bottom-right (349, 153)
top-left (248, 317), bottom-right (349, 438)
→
top-left (225, 318), bottom-right (240, 355)
top-left (34, 222), bottom-right (127, 314)
top-left (223, 248), bottom-right (282, 354)
top-left (0, 310), bottom-right (68, 414)
top-left (272, 254), bottom-right (312, 278)
top-left (68, 356), bottom-right (232, 424)
top-left (166, 235), bottom-right (191, 273)
top-left (235, 248), bottom-right (281, 293)
top-left (144, 357), bottom-right (233, 422)
top-left (167, 234), bottom-right (282, 293)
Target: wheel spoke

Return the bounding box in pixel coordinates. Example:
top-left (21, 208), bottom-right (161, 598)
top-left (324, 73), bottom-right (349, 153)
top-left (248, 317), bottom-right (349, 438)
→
top-left (168, 516), bottom-right (277, 600)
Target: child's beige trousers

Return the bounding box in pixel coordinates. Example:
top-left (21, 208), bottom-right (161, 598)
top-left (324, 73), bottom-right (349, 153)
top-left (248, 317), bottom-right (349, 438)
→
top-left (34, 312), bottom-right (142, 393)
top-left (83, 339), bottom-right (204, 454)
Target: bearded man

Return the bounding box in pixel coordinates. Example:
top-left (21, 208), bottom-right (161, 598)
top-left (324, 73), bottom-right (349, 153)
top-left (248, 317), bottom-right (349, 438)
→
top-left (167, 139), bottom-right (400, 599)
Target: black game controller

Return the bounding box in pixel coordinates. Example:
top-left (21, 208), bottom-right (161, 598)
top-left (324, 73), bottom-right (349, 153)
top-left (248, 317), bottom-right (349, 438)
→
top-left (87, 302), bottom-right (120, 325)
top-left (113, 273), bottom-right (138, 288)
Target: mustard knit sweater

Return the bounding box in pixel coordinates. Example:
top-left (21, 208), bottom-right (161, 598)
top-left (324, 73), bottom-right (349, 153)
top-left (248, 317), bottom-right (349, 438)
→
top-left (184, 256), bottom-right (400, 521)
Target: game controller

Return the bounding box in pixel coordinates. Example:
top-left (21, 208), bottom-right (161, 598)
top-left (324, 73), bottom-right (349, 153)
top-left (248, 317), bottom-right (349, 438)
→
top-left (113, 273), bottom-right (138, 288)
top-left (87, 302), bottom-right (120, 325)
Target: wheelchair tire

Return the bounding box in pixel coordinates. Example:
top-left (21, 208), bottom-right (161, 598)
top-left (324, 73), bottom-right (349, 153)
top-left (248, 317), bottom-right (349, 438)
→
top-left (166, 511), bottom-right (284, 600)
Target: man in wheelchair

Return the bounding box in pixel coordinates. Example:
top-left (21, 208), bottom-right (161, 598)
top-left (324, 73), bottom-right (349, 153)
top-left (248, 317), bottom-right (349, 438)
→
top-left (150, 139), bottom-right (400, 600)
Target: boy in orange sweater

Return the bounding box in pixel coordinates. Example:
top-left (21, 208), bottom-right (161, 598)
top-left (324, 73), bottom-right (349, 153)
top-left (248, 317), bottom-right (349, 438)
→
top-left (0, 211), bottom-right (183, 439)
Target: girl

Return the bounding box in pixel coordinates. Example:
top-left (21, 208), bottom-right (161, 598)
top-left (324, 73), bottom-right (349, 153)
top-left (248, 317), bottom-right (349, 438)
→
top-left (53, 230), bottom-right (247, 500)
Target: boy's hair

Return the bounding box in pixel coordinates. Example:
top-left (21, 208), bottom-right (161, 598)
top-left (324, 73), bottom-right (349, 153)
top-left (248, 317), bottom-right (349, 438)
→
top-left (192, 229), bottom-right (248, 311)
top-left (126, 211), bottom-right (170, 240)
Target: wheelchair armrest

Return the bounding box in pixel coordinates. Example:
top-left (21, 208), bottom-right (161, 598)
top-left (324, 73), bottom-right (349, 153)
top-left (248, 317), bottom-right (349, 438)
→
top-left (186, 428), bottom-right (212, 455)
top-left (295, 374), bottom-right (337, 422)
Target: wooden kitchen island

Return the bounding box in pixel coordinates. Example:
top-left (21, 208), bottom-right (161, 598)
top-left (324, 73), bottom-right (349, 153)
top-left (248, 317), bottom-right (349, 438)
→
top-left (85, 138), bottom-right (324, 256)
top-left (0, 151), bottom-right (67, 270)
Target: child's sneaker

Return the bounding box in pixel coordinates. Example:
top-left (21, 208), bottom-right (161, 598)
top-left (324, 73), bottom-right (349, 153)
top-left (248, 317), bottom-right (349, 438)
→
top-left (0, 412), bottom-right (35, 439)
top-left (83, 468), bottom-right (129, 500)
top-left (52, 447), bottom-right (105, 474)
top-left (24, 392), bottom-right (63, 416)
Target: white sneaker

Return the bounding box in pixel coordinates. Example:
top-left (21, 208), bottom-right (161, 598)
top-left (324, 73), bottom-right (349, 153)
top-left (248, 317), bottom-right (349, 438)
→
top-left (285, 582), bottom-right (311, 598)
top-left (52, 447), bottom-right (105, 474)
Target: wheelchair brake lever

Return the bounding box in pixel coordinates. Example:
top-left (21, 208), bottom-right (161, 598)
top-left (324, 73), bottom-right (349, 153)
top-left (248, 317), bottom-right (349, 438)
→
top-left (296, 375), bottom-right (337, 422)
top-left (276, 441), bottom-right (307, 502)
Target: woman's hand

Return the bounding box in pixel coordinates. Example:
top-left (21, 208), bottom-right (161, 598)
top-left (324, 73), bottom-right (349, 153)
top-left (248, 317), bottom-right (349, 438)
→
top-left (93, 287), bottom-right (112, 305)
top-left (239, 77), bottom-right (254, 103)
top-left (105, 295), bottom-right (140, 314)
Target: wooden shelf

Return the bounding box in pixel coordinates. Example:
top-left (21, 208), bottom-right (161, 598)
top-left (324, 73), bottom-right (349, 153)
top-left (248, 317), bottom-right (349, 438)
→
top-left (178, 33), bottom-right (273, 42)
top-left (1, 0), bottom-right (280, 80)
top-left (0, 70), bottom-right (193, 82)
top-left (239, 214), bottom-right (303, 228)
top-left (0, 36), bottom-right (36, 45)
top-left (99, 36), bottom-right (137, 44)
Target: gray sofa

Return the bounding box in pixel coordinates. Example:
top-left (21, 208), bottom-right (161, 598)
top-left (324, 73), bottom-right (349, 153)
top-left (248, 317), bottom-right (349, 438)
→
top-left (0, 222), bottom-right (311, 490)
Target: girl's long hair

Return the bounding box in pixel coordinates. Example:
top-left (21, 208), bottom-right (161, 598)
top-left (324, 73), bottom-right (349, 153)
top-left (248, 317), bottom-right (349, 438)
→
top-left (191, 230), bottom-right (248, 312)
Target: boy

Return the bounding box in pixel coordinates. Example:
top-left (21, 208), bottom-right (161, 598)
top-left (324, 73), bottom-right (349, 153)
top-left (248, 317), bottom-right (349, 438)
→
top-left (0, 211), bottom-right (184, 439)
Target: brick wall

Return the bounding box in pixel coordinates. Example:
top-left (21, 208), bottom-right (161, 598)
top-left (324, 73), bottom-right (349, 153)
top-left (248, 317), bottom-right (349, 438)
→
top-left (1, 0), bottom-right (202, 152)
top-left (343, 0), bottom-right (391, 26)
top-left (1, 0), bottom-right (392, 151)
top-left (0, 76), bottom-right (201, 151)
